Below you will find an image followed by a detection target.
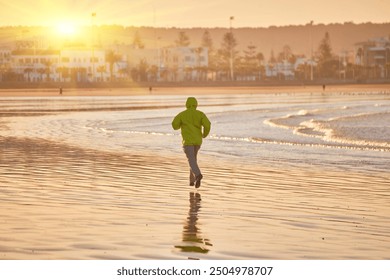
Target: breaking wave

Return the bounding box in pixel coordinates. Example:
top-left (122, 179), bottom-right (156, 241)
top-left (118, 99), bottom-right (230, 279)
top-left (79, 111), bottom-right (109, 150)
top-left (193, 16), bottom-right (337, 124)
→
top-left (265, 105), bottom-right (390, 151)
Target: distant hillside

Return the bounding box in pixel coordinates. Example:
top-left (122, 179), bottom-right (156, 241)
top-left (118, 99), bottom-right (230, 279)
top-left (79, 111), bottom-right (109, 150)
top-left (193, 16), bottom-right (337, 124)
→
top-left (1, 22), bottom-right (389, 59)
top-left (146, 22), bottom-right (390, 58)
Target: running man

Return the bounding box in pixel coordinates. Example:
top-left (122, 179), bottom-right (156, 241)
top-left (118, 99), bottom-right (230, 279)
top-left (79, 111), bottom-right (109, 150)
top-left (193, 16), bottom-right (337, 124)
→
top-left (172, 97), bottom-right (211, 188)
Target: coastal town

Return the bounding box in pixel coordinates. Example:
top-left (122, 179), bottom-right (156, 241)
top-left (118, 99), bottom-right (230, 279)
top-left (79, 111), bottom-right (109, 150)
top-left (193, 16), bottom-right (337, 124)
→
top-left (0, 24), bottom-right (389, 86)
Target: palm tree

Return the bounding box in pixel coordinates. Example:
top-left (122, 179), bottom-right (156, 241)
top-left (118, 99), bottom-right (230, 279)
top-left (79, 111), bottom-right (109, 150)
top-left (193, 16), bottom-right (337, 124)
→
top-left (37, 68), bottom-right (46, 82)
top-left (184, 66), bottom-right (193, 81)
top-left (42, 60), bottom-right (52, 82)
top-left (148, 65), bottom-right (158, 82)
top-left (71, 67), bottom-right (87, 82)
top-left (57, 66), bottom-right (69, 82)
top-left (356, 47), bottom-right (364, 65)
top-left (256, 52), bottom-right (265, 80)
top-left (105, 50), bottom-right (121, 81)
top-left (138, 59), bottom-right (148, 82)
top-left (117, 67), bottom-right (129, 81)
top-left (24, 68), bottom-right (33, 82)
top-left (97, 65), bottom-right (106, 81)
top-left (193, 47), bottom-right (204, 81)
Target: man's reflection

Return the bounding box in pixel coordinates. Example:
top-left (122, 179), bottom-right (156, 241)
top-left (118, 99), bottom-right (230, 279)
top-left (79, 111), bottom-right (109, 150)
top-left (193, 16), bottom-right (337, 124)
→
top-left (175, 192), bottom-right (212, 254)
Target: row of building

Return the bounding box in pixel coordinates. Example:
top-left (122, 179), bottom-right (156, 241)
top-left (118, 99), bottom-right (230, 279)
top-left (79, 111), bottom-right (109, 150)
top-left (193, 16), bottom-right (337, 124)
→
top-left (0, 44), bottom-right (209, 83)
top-left (265, 36), bottom-right (390, 81)
top-left (0, 36), bottom-right (389, 83)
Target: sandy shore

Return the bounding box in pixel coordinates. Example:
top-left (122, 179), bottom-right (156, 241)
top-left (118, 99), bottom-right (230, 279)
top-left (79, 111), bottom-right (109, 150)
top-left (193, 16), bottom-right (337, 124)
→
top-left (0, 84), bottom-right (389, 97)
top-left (0, 86), bottom-right (389, 259)
top-left (0, 135), bottom-right (389, 259)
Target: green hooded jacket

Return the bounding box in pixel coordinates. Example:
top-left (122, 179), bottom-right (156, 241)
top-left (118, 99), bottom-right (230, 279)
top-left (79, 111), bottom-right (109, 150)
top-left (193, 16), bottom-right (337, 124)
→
top-left (172, 97), bottom-right (211, 146)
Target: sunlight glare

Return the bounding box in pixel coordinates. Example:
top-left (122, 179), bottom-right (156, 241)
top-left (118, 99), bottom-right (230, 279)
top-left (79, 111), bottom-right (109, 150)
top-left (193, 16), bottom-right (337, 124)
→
top-left (56, 22), bottom-right (77, 36)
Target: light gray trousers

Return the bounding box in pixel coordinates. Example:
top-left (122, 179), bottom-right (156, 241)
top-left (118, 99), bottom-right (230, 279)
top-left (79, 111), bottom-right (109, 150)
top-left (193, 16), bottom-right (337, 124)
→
top-left (183, 145), bottom-right (201, 183)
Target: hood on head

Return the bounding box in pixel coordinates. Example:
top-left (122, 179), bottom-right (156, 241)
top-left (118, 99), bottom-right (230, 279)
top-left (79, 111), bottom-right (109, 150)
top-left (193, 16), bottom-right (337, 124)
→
top-left (186, 97), bottom-right (198, 109)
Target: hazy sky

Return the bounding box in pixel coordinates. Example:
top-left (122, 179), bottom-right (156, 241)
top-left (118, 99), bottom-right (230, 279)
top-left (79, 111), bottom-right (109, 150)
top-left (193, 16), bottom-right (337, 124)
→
top-left (0, 0), bottom-right (389, 28)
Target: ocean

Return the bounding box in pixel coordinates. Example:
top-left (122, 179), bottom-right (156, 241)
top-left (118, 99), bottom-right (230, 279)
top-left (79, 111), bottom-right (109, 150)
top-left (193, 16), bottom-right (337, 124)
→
top-left (1, 90), bottom-right (389, 173)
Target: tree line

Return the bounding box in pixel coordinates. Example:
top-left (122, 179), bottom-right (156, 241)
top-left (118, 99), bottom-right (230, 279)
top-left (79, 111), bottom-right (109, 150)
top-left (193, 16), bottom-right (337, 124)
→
top-left (1, 24), bottom-right (389, 83)
top-left (129, 29), bottom-right (388, 82)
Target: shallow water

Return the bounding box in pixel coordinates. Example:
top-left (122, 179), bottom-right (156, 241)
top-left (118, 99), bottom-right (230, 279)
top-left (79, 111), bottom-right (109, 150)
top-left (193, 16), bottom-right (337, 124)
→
top-left (0, 89), bottom-right (389, 259)
top-left (1, 91), bottom-right (389, 172)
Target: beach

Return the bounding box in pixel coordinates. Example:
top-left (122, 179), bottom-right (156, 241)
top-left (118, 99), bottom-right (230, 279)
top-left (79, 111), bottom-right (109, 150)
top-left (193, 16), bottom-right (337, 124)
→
top-left (0, 86), bottom-right (389, 259)
top-left (0, 84), bottom-right (390, 97)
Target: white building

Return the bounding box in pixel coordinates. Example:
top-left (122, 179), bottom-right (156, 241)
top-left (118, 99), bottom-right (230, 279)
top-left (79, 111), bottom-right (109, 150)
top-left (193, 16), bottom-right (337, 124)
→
top-left (160, 47), bottom-right (208, 82)
top-left (5, 45), bottom-right (209, 83)
top-left (0, 48), bottom-right (11, 81)
top-left (266, 60), bottom-right (295, 80)
top-left (60, 49), bottom-right (107, 82)
top-left (118, 45), bottom-right (208, 82)
top-left (0, 48), bottom-right (11, 63)
top-left (113, 46), bottom-right (208, 82)
top-left (355, 37), bottom-right (390, 78)
top-left (11, 49), bottom-right (61, 82)
top-left (9, 48), bottom-right (113, 82)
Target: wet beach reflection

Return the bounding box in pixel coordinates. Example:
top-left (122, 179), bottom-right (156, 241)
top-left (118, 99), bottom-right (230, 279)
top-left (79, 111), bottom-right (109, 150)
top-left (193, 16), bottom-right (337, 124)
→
top-left (175, 192), bottom-right (212, 257)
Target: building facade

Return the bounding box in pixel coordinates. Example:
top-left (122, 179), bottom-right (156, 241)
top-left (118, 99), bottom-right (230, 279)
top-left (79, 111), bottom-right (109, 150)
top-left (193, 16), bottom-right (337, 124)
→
top-left (7, 48), bottom-right (111, 83)
top-left (0, 49), bottom-right (11, 81)
top-left (355, 37), bottom-right (390, 79)
top-left (160, 47), bottom-right (208, 82)
top-left (118, 46), bottom-right (209, 82)
top-left (1, 45), bottom-right (209, 83)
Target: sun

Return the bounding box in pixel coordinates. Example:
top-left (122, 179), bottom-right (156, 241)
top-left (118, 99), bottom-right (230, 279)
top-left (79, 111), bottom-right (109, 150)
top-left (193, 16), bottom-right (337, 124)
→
top-left (56, 22), bottom-right (77, 36)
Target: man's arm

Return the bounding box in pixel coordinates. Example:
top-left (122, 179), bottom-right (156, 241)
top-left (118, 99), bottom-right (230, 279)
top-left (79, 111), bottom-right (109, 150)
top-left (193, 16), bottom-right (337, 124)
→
top-left (172, 113), bottom-right (182, 130)
top-left (202, 114), bottom-right (211, 138)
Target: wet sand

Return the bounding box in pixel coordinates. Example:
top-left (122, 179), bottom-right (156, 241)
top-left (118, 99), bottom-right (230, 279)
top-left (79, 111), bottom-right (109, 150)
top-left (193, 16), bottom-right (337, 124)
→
top-left (1, 86), bottom-right (390, 259)
top-left (0, 135), bottom-right (389, 259)
top-left (1, 84), bottom-right (389, 97)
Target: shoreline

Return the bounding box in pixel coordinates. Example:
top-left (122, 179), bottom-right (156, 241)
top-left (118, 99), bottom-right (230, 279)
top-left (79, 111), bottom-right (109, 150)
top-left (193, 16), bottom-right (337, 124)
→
top-left (0, 83), bottom-right (389, 97)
